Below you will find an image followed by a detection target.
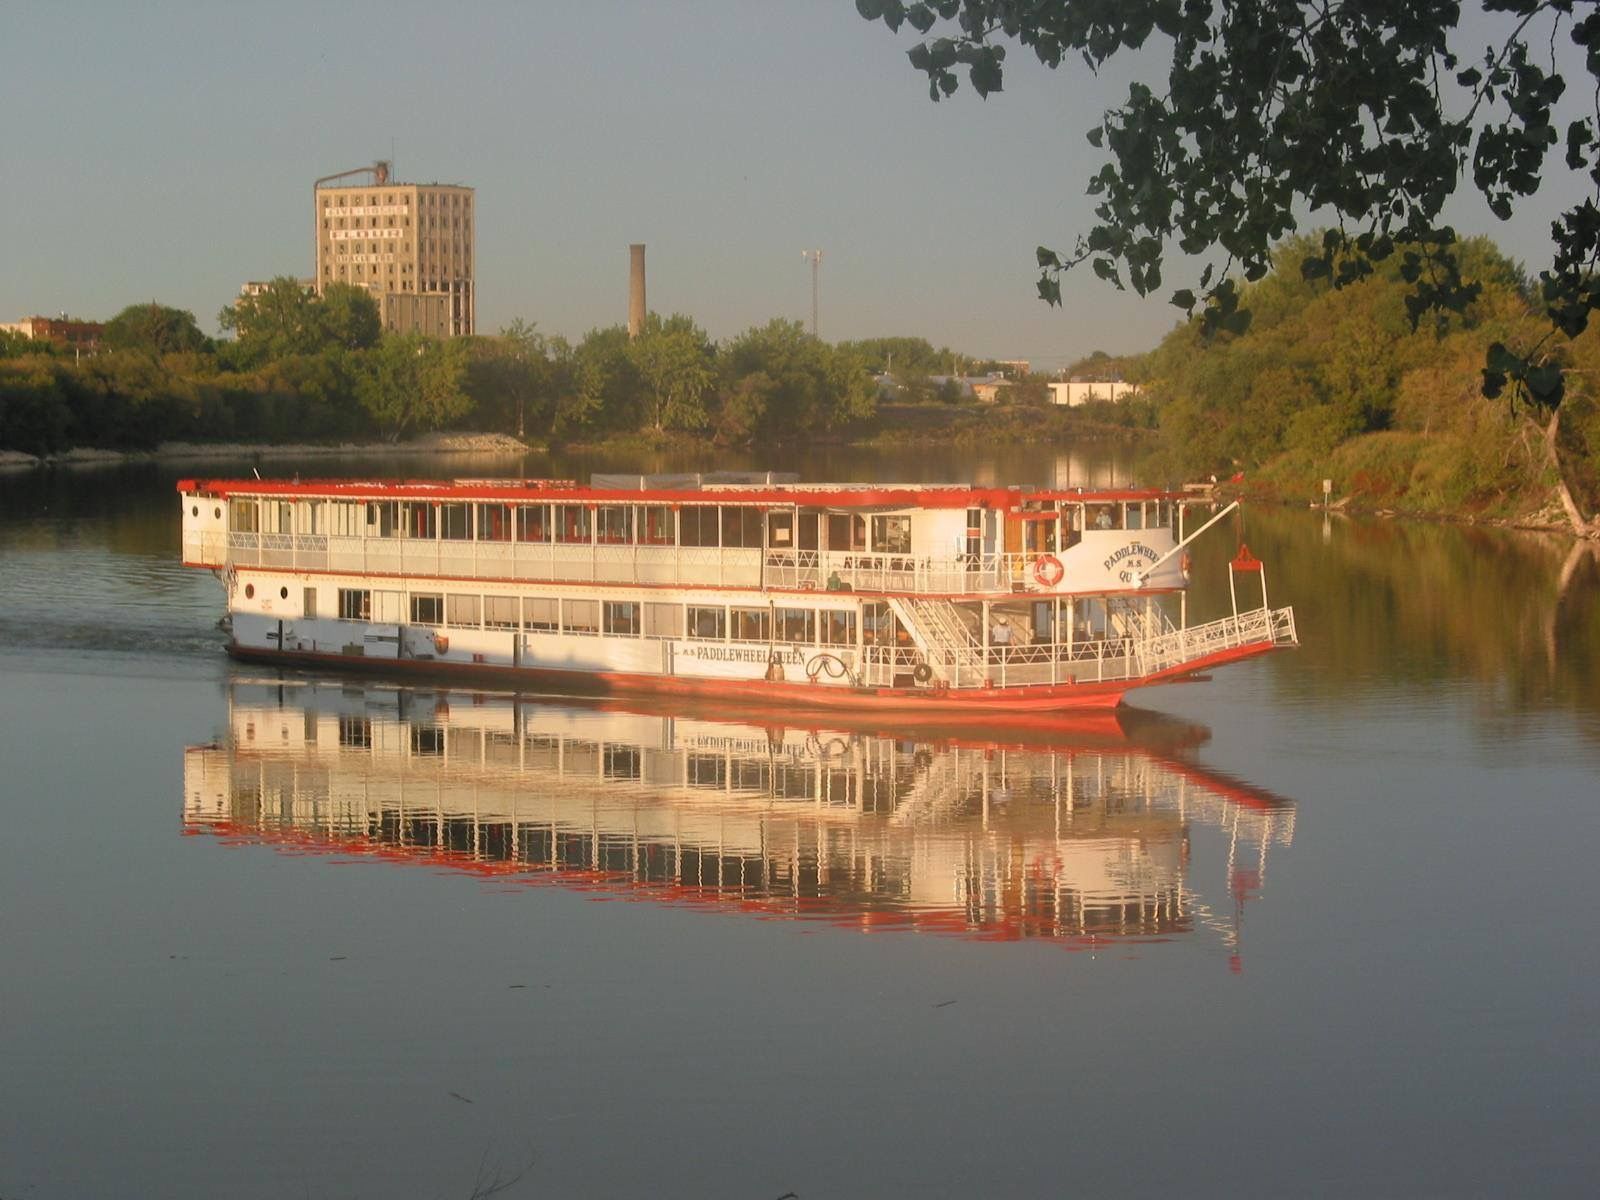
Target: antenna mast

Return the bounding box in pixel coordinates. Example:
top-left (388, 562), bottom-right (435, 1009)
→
top-left (801, 249), bottom-right (823, 338)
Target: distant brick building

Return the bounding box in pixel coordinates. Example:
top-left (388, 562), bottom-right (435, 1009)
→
top-left (1, 315), bottom-right (104, 355)
top-left (315, 177), bottom-right (475, 337)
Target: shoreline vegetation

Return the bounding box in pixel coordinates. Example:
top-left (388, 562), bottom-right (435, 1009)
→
top-left (6, 236), bottom-right (1599, 535)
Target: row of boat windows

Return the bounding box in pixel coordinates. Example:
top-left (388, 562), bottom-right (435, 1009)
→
top-left (226, 498), bottom-right (1174, 548)
top-left (335, 588), bottom-right (859, 643)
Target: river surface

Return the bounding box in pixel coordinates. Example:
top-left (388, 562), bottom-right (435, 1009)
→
top-left (2, 446), bottom-right (1597, 1199)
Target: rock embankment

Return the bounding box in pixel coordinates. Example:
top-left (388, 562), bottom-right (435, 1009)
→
top-left (0, 432), bottom-right (533, 469)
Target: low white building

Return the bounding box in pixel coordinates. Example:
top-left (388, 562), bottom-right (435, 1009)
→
top-left (1048, 380), bottom-right (1139, 407)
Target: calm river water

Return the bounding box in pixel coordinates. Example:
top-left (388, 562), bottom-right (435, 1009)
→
top-left (2, 446), bottom-right (1597, 1199)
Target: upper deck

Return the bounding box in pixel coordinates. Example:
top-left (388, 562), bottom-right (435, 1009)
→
top-left (178, 473), bottom-right (1192, 598)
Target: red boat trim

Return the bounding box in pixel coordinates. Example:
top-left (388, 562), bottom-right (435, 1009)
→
top-left (224, 637), bottom-right (1280, 714)
top-left (177, 477), bottom-right (1183, 510)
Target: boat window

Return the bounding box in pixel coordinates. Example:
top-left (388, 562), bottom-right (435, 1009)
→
top-left (293, 501), bottom-right (321, 534)
top-left (556, 504), bottom-right (591, 544)
top-left (366, 501), bottom-right (398, 537)
top-left (446, 594), bottom-right (481, 627)
top-left (523, 597), bottom-right (558, 631)
top-left (797, 511), bottom-right (820, 551)
top-left (1125, 502), bottom-right (1144, 531)
top-left (730, 607), bottom-right (770, 642)
top-left (483, 595), bottom-right (519, 628)
top-left (337, 588), bottom-right (371, 620)
top-left (410, 593), bottom-right (444, 624)
top-left (1089, 504), bottom-right (1121, 531)
top-left (767, 510), bottom-right (794, 549)
top-left (871, 515), bottom-right (912, 554)
top-left (230, 500), bottom-right (259, 533)
top-left (1023, 518), bottom-right (1057, 554)
top-left (597, 505), bottom-right (633, 544)
top-left (643, 602), bottom-right (683, 638)
top-left (411, 725), bottom-right (444, 757)
top-left (603, 601), bottom-right (640, 636)
top-left (515, 504), bottom-right (550, 543)
top-left (1061, 506), bottom-right (1082, 550)
top-left (721, 506), bottom-right (763, 548)
top-left (775, 607), bottom-right (815, 643)
top-left (440, 503), bottom-right (471, 540)
top-left (820, 609), bottom-right (856, 646)
top-left (476, 503), bottom-right (511, 542)
top-left (562, 598), bottom-right (599, 634)
top-left (640, 505), bottom-right (675, 545)
top-left (861, 602), bottom-right (902, 646)
top-left (404, 503), bottom-right (437, 539)
top-left (827, 512), bottom-right (867, 551)
top-left (687, 605), bottom-right (726, 640)
top-left (680, 506), bottom-right (719, 546)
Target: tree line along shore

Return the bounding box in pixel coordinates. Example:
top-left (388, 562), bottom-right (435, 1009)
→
top-left (4, 239), bottom-right (1597, 533)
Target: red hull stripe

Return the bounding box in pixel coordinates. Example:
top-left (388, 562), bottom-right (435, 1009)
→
top-left (224, 638), bottom-right (1279, 715)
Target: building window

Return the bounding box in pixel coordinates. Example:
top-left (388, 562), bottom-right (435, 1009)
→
top-left (338, 588), bottom-right (371, 620)
top-left (410, 593), bottom-right (444, 625)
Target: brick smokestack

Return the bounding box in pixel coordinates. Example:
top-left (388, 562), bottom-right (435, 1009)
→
top-left (628, 244), bottom-right (646, 339)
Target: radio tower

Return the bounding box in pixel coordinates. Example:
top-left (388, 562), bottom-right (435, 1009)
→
top-left (802, 249), bottom-right (823, 337)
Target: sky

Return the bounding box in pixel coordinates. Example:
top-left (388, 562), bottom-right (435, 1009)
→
top-left (1, 1), bottom-right (1589, 369)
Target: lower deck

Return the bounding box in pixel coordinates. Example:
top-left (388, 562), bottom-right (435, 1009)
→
top-left (223, 562), bottom-right (1294, 713)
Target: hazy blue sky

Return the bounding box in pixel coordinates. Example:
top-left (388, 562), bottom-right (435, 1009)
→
top-left (0, 2), bottom-right (1584, 367)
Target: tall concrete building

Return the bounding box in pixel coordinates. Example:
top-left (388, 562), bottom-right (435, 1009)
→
top-left (315, 170), bottom-right (475, 337)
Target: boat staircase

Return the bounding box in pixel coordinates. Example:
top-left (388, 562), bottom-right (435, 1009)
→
top-left (887, 597), bottom-right (987, 685)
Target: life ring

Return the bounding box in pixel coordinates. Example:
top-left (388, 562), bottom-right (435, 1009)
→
top-left (432, 632), bottom-right (449, 655)
top-left (912, 661), bottom-right (934, 684)
top-left (1032, 554), bottom-right (1065, 588)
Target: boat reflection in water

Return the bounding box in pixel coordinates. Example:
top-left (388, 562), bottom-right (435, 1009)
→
top-left (183, 680), bottom-right (1296, 963)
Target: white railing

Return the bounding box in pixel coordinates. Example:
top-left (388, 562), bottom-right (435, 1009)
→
top-left (1133, 606), bottom-right (1298, 677)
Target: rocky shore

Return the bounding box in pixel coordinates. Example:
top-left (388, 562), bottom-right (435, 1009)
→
top-left (0, 432), bottom-right (533, 469)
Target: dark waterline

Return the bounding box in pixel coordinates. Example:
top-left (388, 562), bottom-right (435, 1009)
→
top-left (1, 451), bottom-right (1597, 1198)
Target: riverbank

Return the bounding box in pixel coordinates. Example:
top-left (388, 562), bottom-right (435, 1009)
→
top-left (0, 431), bottom-right (534, 470)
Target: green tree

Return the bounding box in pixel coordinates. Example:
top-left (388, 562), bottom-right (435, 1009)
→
top-left (357, 334), bottom-right (471, 437)
top-left (722, 319), bottom-right (876, 436)
top-left (102, 303), bottom-right (209, 356)
top-left (564, 326), bottom-right (642, 436)
top-left (860, 0), bottom-right (1600, 529)
top-left (318, 283), bottom-right (383, 351)
top-left (468, 319), bottom-right (553, 441)
top-left (628, 313), bottom-right (716, 432)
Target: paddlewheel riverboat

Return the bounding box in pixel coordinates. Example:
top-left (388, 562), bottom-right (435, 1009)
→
top-left (178, 472), bottom-right (1297, 713)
